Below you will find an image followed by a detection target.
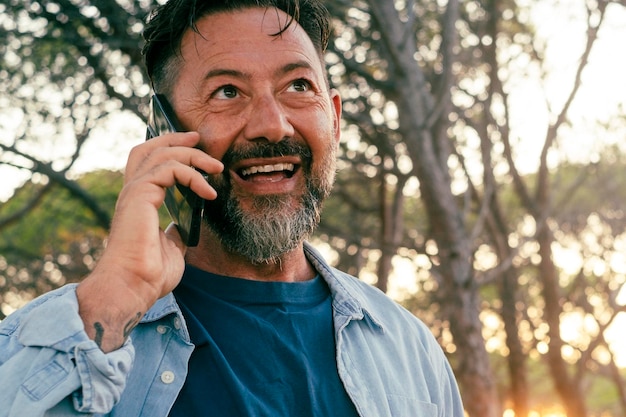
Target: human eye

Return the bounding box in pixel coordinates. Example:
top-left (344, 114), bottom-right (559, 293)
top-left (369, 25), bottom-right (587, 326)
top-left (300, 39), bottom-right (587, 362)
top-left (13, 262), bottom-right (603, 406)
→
top-left (212, 84), bottom-right (239, 99)
top-left (287, 79), bottom-right (313, 93)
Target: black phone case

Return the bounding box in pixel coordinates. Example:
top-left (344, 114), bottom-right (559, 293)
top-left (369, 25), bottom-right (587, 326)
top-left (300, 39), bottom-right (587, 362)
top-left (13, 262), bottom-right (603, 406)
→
top-left (145, 94), bottom-right (204, 246)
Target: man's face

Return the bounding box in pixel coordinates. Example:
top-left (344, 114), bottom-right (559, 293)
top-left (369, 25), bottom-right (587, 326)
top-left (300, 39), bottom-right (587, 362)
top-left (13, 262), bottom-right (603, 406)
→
top-left (170, 7), bottom-right (342, 262)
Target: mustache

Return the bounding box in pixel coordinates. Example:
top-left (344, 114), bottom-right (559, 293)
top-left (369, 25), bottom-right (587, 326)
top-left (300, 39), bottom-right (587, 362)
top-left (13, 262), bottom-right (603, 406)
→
top-left (220, 138), bottom-right (313, 169)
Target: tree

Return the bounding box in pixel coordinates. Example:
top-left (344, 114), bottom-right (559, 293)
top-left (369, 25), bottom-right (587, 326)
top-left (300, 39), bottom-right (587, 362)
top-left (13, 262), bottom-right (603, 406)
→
top-left (0, 0), bottom-right (151, 317)
top-left (0, 0), bottom-right (150, 210)
top-left (323, 0), bottom-right (501, 415)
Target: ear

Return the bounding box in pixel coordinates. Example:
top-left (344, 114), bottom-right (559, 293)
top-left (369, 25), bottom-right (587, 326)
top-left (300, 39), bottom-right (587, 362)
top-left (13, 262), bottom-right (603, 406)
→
top-left (330, 88), bottom-right (342, 145)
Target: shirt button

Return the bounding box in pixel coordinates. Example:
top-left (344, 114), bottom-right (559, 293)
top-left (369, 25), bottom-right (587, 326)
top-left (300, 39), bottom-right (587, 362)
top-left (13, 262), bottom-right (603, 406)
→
top-left (156, 325), bottom-right (168, 334)
top-left (173, 318), bottom-right (182, 330)
top-left (161, 371), bottom-right (175, 384)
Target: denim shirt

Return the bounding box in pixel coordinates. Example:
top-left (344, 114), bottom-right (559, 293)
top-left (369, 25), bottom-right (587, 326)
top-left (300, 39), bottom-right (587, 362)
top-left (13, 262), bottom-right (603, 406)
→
top-left (0, 243), bottom-right (464, 417)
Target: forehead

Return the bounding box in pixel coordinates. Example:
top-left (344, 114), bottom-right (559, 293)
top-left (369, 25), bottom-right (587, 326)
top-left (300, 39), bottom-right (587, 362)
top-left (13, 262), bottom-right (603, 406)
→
top-left (177, 7), bottom-right (323, 78)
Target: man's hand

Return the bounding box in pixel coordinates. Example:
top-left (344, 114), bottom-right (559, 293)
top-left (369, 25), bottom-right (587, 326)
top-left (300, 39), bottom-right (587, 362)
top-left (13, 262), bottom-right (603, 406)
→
top-left (76, 131), bottom-right (222, 352)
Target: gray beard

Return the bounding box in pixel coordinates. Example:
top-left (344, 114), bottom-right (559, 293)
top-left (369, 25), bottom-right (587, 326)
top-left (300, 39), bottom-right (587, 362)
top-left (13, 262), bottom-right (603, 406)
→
top-left (203, 186), bottom-right (321, 264)
top-left (201, 139), bottom-right (334, 264)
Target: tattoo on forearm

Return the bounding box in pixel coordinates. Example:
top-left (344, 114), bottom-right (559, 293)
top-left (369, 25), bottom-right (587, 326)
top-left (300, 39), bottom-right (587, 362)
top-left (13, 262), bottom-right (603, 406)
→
top-left (124, 312), bottom-right (143, 338)
top-left (92, 312), bottom-right (142, 349)
top-left (94, 322), bottom-right (104, 348)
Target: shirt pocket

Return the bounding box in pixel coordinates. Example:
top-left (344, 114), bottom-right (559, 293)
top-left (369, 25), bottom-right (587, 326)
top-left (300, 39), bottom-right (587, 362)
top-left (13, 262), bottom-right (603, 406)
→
top-left (387, 394), bottom-right (438, 416)
top-left (22, 359), bottom-right (70, 401)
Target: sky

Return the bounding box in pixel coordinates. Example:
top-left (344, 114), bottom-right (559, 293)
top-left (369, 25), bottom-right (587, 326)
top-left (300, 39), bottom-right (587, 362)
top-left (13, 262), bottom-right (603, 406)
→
top-left (509, 0), bottom-right (626, 172)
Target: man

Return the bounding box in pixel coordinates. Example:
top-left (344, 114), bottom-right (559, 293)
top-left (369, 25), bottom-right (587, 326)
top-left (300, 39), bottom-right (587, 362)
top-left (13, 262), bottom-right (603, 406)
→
top-left (0, 1), bottom-right (464, 416)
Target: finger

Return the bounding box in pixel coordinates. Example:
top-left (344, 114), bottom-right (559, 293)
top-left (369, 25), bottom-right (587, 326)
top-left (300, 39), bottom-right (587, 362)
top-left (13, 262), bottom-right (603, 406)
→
top-left (172, 164), bottom-right (219, 201)
top-left (147, 131), bottom-right (201, 150)
top-left (138, 160), bottom-right (218, 201)
top-left (127, 144), bottom-right (223, 186)
top-left (131, 146), bottom-right (222, 178)
top-left (127, 131), bottom-right (204, 178)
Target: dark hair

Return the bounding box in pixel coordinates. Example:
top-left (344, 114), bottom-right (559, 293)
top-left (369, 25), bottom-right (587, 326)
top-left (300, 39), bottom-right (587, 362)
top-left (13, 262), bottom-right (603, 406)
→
top-left (142, 0), bottom-right (331, 93)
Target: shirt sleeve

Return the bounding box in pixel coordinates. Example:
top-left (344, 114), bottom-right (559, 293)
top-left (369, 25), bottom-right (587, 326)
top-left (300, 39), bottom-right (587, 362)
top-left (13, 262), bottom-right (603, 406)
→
top-left (0, 285), bottom-right (135, 417)
top-left (439, 356), bottom-right (465, 417)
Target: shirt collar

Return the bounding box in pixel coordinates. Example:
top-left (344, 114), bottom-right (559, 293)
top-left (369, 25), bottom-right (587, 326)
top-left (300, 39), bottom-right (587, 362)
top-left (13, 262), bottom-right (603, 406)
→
top-left (303, 242), bottom-right (384, 332)
top-left (140, 292), bottom-right (193, 343)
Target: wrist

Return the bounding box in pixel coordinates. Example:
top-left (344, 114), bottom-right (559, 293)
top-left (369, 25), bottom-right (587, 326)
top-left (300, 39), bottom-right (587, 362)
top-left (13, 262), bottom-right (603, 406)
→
top-left (76, 269), bottom-right (157, 353)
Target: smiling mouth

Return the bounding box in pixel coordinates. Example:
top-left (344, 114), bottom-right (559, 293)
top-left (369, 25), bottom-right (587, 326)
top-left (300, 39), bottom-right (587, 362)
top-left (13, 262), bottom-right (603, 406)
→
top-left (238, 162), bottom-right (297, 181)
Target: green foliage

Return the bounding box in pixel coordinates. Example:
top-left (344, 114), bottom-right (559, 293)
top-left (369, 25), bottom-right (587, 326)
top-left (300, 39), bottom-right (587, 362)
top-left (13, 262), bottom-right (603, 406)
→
top-left (0, 170), bottom-right (120, 253)
top-left (0, 170), bottom-right (122, 318)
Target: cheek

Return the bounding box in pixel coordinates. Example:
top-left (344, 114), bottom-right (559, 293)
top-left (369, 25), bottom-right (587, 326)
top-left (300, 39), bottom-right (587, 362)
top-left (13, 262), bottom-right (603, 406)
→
top-left (309, 119), bottom-right (338, 158)
top-left (309, 134), bottom-right (338, 185)
top-left (195, 120), bottom-right (242, 161)
top-left (297, 108), bottom-right (338, 164)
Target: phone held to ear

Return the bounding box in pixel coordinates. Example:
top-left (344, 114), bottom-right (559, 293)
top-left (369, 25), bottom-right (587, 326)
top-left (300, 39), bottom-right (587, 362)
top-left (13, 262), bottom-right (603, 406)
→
top-left (145, 94), bottom-right (205, 247)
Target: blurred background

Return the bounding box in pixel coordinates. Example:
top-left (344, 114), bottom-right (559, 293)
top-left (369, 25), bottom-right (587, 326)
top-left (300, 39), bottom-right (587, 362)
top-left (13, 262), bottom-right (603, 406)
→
top-left (1, 0), bottom-right (626, 416)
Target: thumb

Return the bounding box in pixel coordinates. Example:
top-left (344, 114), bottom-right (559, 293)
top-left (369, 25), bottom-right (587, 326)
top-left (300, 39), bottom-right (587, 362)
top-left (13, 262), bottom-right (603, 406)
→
top-left (164, 222), bottom-right (187, 256)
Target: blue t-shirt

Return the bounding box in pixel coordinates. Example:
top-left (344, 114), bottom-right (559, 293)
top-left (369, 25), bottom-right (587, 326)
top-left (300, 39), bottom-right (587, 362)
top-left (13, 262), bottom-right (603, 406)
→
top-left (169, 266), bottom-right (359, 417)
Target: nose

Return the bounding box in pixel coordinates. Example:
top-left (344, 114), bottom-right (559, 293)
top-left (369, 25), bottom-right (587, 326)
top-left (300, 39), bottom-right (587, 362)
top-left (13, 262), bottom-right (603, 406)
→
top-left (244, 94), bottom-right (294, 143)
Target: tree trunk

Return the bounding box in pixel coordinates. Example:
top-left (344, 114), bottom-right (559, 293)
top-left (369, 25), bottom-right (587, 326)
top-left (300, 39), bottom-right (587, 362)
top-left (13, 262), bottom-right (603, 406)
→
top-left (500, 267), bottom-right (529, 417)
top-left (440, 265), bottom-right (499, 417)
top-left (536, 225), bottom-right (587, 417)
top-left (377, 172), bottom-right (406, 293)
top-left (363, 0), bottom-right (501, 414)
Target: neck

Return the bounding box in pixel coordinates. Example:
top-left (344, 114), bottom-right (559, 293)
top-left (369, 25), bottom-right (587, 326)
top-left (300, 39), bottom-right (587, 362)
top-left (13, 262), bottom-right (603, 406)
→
top-left (185, 230), bottom-right (315, 282)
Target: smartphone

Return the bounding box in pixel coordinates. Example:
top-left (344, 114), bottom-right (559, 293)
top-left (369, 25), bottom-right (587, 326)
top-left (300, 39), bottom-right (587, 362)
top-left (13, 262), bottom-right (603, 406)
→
top-left (145, 94), bottom-right (204, 247)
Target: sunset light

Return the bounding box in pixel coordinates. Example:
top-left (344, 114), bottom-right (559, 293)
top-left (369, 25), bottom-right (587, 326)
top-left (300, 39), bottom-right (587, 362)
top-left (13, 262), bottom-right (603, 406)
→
top-left (503, 407), bottom-right (567, 417)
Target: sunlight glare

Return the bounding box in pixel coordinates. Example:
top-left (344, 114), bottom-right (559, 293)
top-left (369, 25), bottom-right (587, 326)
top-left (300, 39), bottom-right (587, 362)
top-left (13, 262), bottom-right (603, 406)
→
top-left (531, 404), bottom-right (567, 417)
top-left (604, 312), bottom-right (626, 367)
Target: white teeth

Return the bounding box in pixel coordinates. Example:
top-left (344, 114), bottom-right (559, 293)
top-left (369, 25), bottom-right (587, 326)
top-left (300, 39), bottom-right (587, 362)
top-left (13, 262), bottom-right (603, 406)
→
top-left (241, 163), bottom-right (294, 177)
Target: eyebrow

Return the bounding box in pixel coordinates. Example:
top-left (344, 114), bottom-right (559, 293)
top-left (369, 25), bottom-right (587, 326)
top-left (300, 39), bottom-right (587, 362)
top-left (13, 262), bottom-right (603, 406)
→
top-left (203, 68), bottom-right (250, 81)
top-left (277, 60), bottom-right (314, 77)
top-left (203, 60), bottom-right (315, 82)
